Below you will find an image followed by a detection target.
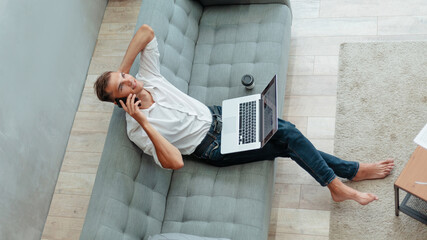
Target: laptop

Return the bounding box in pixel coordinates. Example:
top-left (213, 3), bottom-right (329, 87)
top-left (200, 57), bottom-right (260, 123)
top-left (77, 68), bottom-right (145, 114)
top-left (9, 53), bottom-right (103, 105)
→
top-left (221, 75), bottom-right (278, 154)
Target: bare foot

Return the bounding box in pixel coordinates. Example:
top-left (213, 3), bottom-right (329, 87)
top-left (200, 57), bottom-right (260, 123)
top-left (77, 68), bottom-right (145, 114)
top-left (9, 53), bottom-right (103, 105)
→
top-left (328, 178), bottom-right (378, 205)
top-left (352, 159), bottom-right (395, 181)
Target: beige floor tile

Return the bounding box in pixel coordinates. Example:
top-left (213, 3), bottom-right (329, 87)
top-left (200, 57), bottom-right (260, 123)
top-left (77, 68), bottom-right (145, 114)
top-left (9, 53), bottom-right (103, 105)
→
top-left (282, 116), bottom-right (308, 135)
top-left (284, 96), bottom-right (336, 117)
top-left (314, 56), bottom-right (339, 75)
top-left (93, 38), bottom-right (131, 57)
top-left (268, 233), bottom-right (328, 240)
top-left (66, 131), bottom-right (108, 153)
top-left (320, 0), bottom-right (379, 17)
top-left (299, 184), bottom-right (332, 211)
top-left (276, 160), bottom-right (319, 185)
top-left (98, 22), bottom-right (136, 40)
top-left (61, 151), bottom-right (102, 174)
top-left (320, 0), bottom-right (427, 18)
top-left (309, 139), bottom-right (335, 154)
top-left (78, 89), bottom-right (114, 113)
top-left (72, 111), bottom-right (112, 132)
top-left (292, 17), bottom-right (377, 37)
top-left (290, 36), bottom-right (342, 56)
top-left (87, 56), bottom-right (123, 75)
top-left (42, 216), bottom-right (84, 240)
top-left (285, 75), bottom-right (337, 96)
top-left (47, 194), bottom-right (91, 218)
top-left (273, 184), bottom-right (301, 208)
top-left (103, 7), bottom-right (140, 23)
top-left (287, 56), bottom-right (315, 75)
top-left (290, 35), bottom-right (427, 56)
top-left (378, 16), bottom-right (427, 35)
top-left (54, 172), bottom-right (96, 195)
top-left (84, 75), bottom-right (98, 89)
top-left (108, 0), bottom-right (142, 8)
top-left (276, 158), bottom-right (297, 174)
top-left (292, 0), bottom-right (320, 19)
top-left (373, 34), bottom-right (427, 42)
top-left (382, 0), bottom-right (427, 16)
top-left (307, 117), bottom-right (335, 139)
top-left (270, 208), bottom-right (330, 236)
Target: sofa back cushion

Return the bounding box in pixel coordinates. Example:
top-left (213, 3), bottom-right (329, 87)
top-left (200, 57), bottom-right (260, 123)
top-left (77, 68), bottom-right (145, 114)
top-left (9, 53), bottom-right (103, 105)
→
top-left (188, 4), bottom-right (291, 107)
top-left (130, 0), bottom-right (203, 94)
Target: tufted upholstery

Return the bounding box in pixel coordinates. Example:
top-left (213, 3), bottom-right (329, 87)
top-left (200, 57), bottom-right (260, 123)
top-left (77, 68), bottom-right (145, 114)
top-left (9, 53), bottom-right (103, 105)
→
top-left (162, 159), bottom-right (275, 240)
top-left (82, 1), bottom-right (291, 240)
top-left (130, 0), bottom-right (203, 93)
top-left (149, 233), bottom-right (230, 240)
top-left (80, 110), bottom-right (173, 240)
top-left (189, 4), bottom-right (291, 109)
top-left (198, 0), bottom-right (291, 6)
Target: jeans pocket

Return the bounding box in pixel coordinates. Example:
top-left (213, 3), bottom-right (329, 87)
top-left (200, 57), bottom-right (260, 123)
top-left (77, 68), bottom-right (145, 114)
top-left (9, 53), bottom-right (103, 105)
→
top-left (202, 141), bottom-right (219, 160)
top-left (208, 141), bottom-right (220, 160)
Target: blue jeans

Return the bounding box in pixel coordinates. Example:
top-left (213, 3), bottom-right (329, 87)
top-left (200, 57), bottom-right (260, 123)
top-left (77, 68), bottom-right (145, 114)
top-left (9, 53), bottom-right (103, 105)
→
top-left (192, 106), bottom-right (359, 186)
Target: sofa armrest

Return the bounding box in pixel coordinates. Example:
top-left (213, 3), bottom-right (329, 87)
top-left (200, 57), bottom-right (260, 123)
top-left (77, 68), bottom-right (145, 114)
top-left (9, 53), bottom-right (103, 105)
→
top-left (198, 0), bottom-right (291, 8)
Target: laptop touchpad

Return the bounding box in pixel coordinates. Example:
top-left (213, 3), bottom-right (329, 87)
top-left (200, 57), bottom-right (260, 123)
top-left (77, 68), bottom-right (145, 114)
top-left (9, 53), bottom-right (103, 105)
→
top-left (222, 117), bottom-right (237, 134)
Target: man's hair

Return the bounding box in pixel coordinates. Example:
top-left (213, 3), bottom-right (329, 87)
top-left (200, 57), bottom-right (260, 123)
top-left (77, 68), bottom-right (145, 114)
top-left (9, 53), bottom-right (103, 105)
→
top-left (94, 71), bottom-right (113, 102)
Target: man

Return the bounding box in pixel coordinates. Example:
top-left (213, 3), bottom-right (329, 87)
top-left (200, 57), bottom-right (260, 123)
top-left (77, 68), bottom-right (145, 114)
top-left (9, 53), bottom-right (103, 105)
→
top-left (94, 24), bottom-right (395, 205)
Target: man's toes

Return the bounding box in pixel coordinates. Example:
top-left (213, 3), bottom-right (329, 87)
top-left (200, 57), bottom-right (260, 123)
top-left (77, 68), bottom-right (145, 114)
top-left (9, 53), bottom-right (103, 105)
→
top-left (384, 159), bottom-right (394, 164)
top-left (384, 168), bottom-right (393, 176)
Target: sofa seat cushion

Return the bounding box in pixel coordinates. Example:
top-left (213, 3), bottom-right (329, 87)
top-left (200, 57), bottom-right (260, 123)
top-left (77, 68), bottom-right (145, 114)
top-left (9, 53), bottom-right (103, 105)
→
top-left (188, 3), bottom-right (291, 106)
top-left (80, 110), bottom-right (173, 240)
top-left (162, 159), bottom-right (275, 240)
top-left (149, 233), bottom-right (230, 240)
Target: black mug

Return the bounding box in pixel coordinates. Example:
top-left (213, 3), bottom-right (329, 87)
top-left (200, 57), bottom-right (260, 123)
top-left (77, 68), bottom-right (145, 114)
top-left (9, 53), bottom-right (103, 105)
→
top-left (241, 74), bottom-right (255, 89)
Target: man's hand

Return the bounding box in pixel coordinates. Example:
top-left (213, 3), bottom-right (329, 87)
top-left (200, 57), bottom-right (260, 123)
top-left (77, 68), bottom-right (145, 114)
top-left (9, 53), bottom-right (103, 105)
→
top-left (120, 93), bottom-right (184, 170)
top-left (119, 94), bottom-right (146, 123)
top-left (118, 24), bottom-right (154, 74)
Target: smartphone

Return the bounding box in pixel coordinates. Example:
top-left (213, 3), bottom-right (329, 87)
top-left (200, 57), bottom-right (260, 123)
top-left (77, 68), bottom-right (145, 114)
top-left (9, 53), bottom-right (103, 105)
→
top-left (115, 97), bottom-right (141, 108)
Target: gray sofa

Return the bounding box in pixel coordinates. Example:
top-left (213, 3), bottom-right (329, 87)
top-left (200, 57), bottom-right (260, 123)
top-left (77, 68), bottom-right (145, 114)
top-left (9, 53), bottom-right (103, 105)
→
top-left (80, 1), bottom-right (292, 240)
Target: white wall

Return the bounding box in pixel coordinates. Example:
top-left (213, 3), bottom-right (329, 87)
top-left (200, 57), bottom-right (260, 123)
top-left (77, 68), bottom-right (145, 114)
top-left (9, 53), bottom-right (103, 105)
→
top-left (0, 0), bottom-right (108, 238)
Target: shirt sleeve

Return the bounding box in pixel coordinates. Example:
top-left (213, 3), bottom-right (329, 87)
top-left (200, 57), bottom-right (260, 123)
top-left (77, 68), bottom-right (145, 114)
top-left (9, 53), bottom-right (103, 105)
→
top-left (137, 37), bottom-right (161, 79)
top-left (126, 116), bottom-right (165, 169)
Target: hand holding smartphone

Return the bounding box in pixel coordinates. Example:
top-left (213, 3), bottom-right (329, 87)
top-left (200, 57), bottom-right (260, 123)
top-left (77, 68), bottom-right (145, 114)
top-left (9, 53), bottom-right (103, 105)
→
top-left (115, 96), bottom-right (142, 108)
top-left (115, 94), bottom-right (146, 122)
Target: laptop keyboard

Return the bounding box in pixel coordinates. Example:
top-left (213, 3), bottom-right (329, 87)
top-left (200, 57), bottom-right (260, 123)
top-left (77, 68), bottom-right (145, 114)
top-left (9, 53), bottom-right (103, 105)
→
top-left (239, 101), bottom-right (257, 145)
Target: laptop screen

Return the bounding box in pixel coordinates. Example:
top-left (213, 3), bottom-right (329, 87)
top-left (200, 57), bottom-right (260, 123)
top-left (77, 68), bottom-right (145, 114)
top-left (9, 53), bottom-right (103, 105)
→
top-left (261, 75), bottom-right (278, 145)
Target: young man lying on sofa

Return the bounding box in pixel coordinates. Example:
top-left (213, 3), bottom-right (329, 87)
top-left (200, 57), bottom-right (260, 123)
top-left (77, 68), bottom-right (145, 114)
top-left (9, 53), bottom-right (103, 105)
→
top-left (94, 24), bottom-right (395, 206)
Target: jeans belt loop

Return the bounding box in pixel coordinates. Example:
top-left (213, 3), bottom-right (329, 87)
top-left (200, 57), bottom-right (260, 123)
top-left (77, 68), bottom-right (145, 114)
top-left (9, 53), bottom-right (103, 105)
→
top-left (210, 106), bottom-right (222, 134)
top-left (193, 106), bottom-right (221, 157)
top-left (214, 118), bottom-right (222, 134)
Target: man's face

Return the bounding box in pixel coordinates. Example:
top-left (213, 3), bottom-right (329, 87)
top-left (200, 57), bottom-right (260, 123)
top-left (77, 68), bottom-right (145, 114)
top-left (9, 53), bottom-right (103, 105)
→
top-left (105, 72), bottom-right (143, 103)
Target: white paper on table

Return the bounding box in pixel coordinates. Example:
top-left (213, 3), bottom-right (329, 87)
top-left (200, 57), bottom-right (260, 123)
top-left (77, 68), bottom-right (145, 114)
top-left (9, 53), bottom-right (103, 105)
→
top-left (414, 123), bottom-right (427, 149)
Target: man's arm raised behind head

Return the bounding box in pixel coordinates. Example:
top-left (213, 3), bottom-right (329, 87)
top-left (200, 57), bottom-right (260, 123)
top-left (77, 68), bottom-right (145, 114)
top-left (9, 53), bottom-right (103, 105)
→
top-left (118, 24), bottom-right (155, 74)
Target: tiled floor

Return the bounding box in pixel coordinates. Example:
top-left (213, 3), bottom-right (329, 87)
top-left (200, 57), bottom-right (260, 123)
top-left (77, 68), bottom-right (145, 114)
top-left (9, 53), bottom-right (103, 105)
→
top-left (41, 0), bottom-right (427, 239)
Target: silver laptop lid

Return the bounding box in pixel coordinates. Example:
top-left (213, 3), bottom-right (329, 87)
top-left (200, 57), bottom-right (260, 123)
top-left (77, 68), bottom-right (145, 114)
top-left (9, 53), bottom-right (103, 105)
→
top-left (260, 75), bottom-right (278, 146)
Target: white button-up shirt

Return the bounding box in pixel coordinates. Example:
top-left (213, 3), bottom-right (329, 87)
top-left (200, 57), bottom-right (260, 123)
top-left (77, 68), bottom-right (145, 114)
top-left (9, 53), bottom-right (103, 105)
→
top-left (125, 37), bottom-right (212, 168)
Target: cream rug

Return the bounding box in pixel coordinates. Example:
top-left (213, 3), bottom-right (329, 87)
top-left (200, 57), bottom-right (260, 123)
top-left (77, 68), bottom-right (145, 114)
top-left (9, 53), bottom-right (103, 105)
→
top-left (330, 42), bottom-right (427, 240)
